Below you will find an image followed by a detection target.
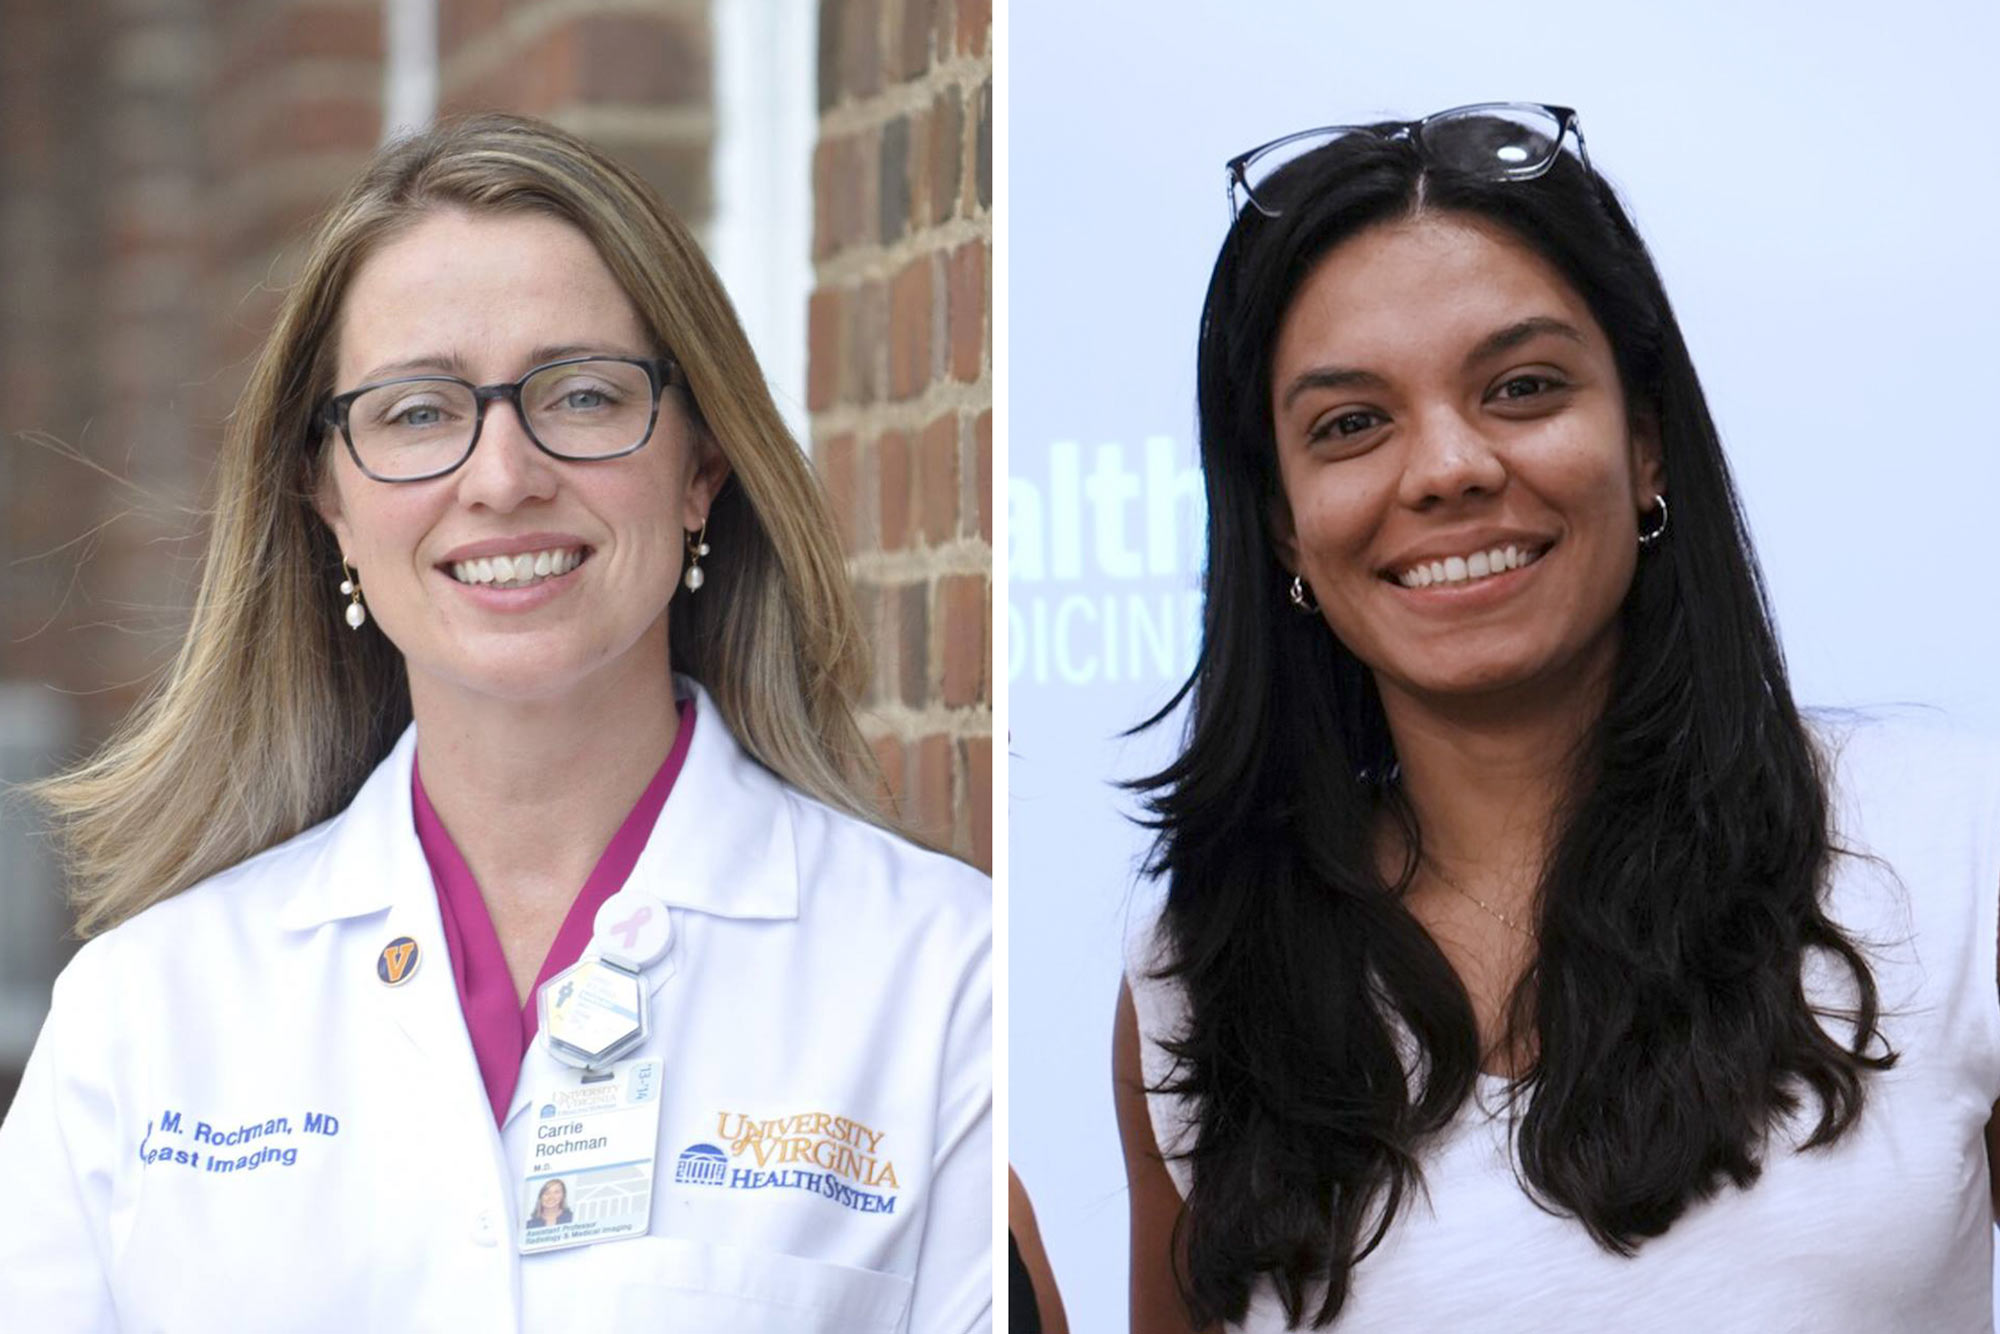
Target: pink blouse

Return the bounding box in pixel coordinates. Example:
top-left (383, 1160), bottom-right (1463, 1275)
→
top-left (412, 698), bottom-right (697, 1123)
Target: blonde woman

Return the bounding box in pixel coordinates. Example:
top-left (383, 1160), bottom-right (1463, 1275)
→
top-left (0, 115), bottom-right (990, 1333)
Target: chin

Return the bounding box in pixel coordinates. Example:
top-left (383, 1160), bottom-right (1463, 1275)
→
top-left (1383, 653), bottom-right (1553, 704)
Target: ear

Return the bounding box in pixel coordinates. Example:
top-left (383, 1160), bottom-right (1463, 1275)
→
top-left (683, 428), bottom-right (733, 530)
top-left (311, 452), bottom-right (355, 564)
top-left (1267, 491), bottom-right (1301, 576)
top-left (1629, 410), bottom-right (1665, 508)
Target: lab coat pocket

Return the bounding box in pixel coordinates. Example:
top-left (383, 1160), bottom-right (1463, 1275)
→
top-left (604, 1237), bottom-right (914, 1332)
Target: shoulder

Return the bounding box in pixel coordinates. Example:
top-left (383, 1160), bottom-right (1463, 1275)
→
top-left (780, 783), bottom-right (991, 942)
top-left (1812, 706), bottom-right (2000, 781)
top-left (53, 727), bottom-right (416, 1006)
top-left (59, 813), bottom-right (342, 994)
top-left (1809, 707), bottom-right (2000, 849)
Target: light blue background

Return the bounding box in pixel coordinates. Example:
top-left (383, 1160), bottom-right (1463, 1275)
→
top-left (1008, 2), bottom-right (2000, 1328)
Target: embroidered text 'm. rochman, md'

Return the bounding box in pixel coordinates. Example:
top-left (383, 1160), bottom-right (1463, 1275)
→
top-left (136, 1106), bottom-right (341, 1174)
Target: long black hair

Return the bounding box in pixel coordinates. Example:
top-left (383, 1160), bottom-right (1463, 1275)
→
top-left (1136, 126), bottom-right (1894, 1328)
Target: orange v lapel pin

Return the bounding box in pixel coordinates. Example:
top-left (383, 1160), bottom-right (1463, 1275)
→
top-left (377, 936), bottom-right (420, 986)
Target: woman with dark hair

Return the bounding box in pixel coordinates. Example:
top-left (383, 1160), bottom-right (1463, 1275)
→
top-left (1115, 104), bottom-right (2000, 1331)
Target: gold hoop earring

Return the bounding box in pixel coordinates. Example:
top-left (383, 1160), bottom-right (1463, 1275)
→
top-left (339, 560), bottom-right (367, 629)
top-left (683, 522), bottom-right (711, 592)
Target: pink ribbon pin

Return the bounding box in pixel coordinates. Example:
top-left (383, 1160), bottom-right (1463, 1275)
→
top-left (609, 905), bottom-right (654, 951)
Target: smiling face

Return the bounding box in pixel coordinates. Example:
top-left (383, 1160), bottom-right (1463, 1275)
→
top-left (316, 208), bottom-right (725, 712)
top-left (539, 1180), bottom-right (565, 1213)
top-left (1269, 213), bottom-right (1662, 716)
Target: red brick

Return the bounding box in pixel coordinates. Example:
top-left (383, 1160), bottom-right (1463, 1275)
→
top-left (878, 430), bottom-right (912, 550)
top-left (842, 279), bottom-right (887, 405)
top-left (839, 0), bottom-right (882, 102)
top-left (938, 574), bottom-right (986, 707)
top-left (442, 42), bottom-right (569, 118)
top-left (600, 139), bottom-right (710, 224)
top-left (916, 413), bottom-right (958, 545)
top-left (871, 733), bottom-right (907, 820)
top-left (855, 581), bottom-right (891, 706)
top-left (911, 732), bottom-right (954, 846)
top-left (438, 0), bottom-right (506, 61)
top-left (956, 0), bottom-right (990, 56)
top-left (898, 0), bottom-right (935, 78)
top-left (808, 288), bottom-right (841, 411)
top-left (878, 115), bottom-right (911, 243)
top-left (975, 409), bottom-right (992, 542)
top-left (898, 582), bottom-right (929, 705)
top-left (947, 239), bottom-right (985, 383)
top-left (888, 255), bottom-right (934, 401)
top-left (811, 137), bottom-right (841, 261)
top-left (963, 734), bottom-right (992, 870)
top-left (927, 87), bottom-right (963, 227)
top-left (220, 5), bottom-right (382, 86)
top-left (818, 433), bottom-right (860, 552)
top-left (571, 12), bottom-right (710, 105)
top-left (245, 94), bottom-right (379, 162)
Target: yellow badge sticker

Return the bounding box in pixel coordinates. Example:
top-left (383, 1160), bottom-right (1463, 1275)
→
top-left (377, 936), bottom-right (420, 986)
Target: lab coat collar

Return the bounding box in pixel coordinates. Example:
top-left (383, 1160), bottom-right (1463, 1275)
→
top-left (274, 728), bottom-right (415, 931)
top-left (273, 676), bottom-right (800, 932)
top-left (629, 675), bottom-right (800, 923)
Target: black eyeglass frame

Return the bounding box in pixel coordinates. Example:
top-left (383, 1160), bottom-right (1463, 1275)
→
top-left (1226, 101), bottom-right (1589, 220)
top-left (318, 354), bottom-right (686, 483)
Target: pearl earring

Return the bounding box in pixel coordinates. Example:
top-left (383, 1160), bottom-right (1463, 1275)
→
top-left (339, 560), bottom-right (367, 629)
top-left (683, 522), bottom-right (711, 592)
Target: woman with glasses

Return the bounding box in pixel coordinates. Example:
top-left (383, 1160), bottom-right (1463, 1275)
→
top-left (0, 115), bottom-right (990, 1332)
top-left (1116, 104), bottom-right (1998, 1331)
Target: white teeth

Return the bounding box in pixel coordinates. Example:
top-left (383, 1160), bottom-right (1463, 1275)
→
top-left (448, 547), bottom-right (585, 587)
top-left (1396, 543), bottom-right (1541, 589)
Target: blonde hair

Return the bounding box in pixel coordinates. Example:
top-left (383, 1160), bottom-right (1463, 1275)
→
top-left (39, 114), bottom-right (882, 937)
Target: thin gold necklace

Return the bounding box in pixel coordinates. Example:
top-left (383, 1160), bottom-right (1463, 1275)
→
top-left (1423, 856), bottom-right (1538, 940)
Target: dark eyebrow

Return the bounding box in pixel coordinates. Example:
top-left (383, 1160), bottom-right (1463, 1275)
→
top-left (1278, 317), bottom-right (1587, 414)
top-left (1279, 366), bottom-right (1391, 412)
top-left (1462, 316), bottom-right (1586, 370)
top-left (355, 344), bottom-right (644, 385)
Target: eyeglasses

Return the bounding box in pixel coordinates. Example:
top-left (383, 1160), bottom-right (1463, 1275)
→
top-left (320, 355), bottom-right (683, 483)
top-left (1226, 102), bottom-right (1589, 220)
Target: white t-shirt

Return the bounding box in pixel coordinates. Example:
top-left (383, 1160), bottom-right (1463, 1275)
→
top-left (1127, 715), bottom-right (2000, 1332)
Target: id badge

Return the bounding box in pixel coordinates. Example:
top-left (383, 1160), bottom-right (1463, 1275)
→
top-left (518, 1058), bottom-right (664, 1254)
top-left (539, 955), bottom-right (647, 1069)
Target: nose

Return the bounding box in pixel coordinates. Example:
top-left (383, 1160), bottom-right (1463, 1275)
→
top-left (1395, 404), bottom-right (1508, 510)
top-left (454, 396), bottom-right (559, 512)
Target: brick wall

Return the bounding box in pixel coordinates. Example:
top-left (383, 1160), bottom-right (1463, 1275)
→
top-left (438, 0), bottom-right (713, 224)
top-left (809, 0), bottom-right (991, 870)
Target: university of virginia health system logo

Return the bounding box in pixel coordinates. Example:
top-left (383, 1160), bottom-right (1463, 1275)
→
top-left (674, 1110), bottom-right (899, 1215)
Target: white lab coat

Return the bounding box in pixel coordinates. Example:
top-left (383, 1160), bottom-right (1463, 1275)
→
top-left (0, 681), bottom-right (992, 1332)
